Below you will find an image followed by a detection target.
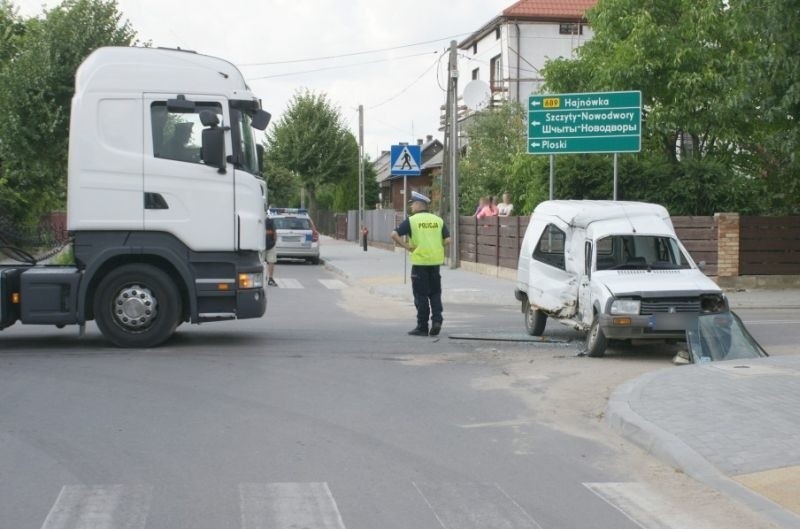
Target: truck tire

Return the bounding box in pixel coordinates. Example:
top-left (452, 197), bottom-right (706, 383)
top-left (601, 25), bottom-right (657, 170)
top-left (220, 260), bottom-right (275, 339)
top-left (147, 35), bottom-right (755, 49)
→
top-left (524, 300), bottom-right (547, 336)
top-left (586, 312), bottom-right (607, 357)
top-left (93, 264), bottom-right (181, 348)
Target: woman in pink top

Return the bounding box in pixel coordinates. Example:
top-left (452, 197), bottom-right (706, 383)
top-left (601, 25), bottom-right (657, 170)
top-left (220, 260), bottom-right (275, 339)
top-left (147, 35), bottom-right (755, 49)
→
top-left (476, 196), bottom-right (498, 219)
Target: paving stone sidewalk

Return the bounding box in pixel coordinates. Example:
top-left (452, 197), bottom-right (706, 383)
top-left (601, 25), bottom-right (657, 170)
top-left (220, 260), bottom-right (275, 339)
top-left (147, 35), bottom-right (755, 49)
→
top-left (608, 357), bottom-right (800, 529)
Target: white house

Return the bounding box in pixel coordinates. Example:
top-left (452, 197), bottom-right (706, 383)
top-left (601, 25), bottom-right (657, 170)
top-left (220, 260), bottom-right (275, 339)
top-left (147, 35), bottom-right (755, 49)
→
top-left (457, 0), bottom-right (596, 109)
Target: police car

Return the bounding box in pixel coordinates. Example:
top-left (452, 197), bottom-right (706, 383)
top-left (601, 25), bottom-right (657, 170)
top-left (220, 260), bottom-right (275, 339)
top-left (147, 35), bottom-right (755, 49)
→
top-left (267, 208), bottom-right (321, 264)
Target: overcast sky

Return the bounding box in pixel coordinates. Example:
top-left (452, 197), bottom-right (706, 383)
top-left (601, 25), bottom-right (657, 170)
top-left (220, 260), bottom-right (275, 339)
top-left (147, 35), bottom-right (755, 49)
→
top-left (17, 0), bottom-right (511, 158)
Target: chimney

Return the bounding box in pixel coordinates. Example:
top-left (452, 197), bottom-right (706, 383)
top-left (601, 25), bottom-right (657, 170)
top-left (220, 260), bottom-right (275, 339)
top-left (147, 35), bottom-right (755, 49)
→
top-left (417, 138), bottom-right (424, 146)
top-left (426, 135), bottom-right (433, 143)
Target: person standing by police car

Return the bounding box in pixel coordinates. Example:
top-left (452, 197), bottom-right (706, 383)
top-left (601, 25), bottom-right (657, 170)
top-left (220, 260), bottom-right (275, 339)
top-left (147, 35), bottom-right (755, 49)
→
top-left (391, 191), bottom-right (451, 336)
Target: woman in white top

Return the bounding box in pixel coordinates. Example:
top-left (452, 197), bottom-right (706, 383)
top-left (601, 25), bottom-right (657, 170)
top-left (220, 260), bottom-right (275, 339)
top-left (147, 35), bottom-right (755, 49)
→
top-left (498, 193), bottom-right (514, 217)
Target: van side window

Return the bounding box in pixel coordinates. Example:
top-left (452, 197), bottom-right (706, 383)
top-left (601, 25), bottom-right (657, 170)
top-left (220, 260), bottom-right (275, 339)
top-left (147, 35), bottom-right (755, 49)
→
top-left (533, 224), bottom-right (566, 270)
top-left (151, 102), bottom-right (222, 164)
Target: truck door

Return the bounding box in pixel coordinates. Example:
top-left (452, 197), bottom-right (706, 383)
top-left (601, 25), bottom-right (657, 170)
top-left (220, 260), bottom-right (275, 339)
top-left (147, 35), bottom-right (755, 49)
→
top-left (143, 94), bottom-right (234, 251)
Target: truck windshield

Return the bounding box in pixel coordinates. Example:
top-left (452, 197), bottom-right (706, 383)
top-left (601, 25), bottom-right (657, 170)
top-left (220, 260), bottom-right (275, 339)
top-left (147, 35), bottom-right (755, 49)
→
top-left (232, 108), bottom-right (260, 176)
top-left (595, 235), bottom-right (692, 270)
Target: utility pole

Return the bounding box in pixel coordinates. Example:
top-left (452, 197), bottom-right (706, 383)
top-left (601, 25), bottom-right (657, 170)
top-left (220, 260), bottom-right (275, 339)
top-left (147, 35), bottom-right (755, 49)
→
top-left (358, 104), bottom-right (367, 251)
top-left (447, 40), bottom-right (460, 269)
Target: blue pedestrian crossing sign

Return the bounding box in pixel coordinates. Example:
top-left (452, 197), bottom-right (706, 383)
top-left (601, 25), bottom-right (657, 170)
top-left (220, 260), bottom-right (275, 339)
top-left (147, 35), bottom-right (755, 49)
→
top-left (390, 144), bottom-right (422, 176)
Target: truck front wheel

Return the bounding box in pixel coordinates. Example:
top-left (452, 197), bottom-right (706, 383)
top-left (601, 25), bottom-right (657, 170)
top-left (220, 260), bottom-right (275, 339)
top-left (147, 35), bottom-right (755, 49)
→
top-left (94, 264), bottom-right (181, 348)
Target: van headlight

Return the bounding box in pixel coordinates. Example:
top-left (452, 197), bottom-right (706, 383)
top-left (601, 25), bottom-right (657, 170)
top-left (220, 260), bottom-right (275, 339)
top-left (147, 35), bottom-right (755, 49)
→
top-left (610, 299), bottom-right (641, 315)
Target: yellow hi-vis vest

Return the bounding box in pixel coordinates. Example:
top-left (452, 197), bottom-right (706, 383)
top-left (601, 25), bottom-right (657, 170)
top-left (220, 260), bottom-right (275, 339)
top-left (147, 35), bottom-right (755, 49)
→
top-left (409, 211), bottom-right (445, 265)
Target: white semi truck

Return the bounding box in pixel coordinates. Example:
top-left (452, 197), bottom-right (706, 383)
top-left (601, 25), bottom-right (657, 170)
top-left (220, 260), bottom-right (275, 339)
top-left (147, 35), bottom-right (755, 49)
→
top-left (0, 47), bottom-right (271, 347)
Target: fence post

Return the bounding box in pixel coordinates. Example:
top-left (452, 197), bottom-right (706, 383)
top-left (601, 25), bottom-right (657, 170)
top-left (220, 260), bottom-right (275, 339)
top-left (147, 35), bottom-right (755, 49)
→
top-left (495, 217), bottom-right (500, 267)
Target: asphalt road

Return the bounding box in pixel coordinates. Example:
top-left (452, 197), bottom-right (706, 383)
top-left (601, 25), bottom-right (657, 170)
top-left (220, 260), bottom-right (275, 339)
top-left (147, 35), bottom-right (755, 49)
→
top-left (0, 262), bottom-right (795, 529)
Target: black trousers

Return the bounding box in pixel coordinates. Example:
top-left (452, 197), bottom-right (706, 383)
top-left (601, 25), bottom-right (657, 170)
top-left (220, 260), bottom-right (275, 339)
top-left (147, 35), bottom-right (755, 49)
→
top-left (411, 265), bottom-right (443, 329)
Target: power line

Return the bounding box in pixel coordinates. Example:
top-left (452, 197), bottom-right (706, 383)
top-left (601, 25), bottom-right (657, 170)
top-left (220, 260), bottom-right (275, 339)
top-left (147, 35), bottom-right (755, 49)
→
top-left (238, 32), bottom-right (471, 67)
top-left (368, 54), bottom-right (441, 110)
top-left (246, 51), bottom-right (437, 81)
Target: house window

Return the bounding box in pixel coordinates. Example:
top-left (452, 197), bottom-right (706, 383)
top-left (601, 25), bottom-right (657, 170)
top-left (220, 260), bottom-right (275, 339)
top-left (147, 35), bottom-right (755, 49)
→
top-left (472, 68), bottom-right (479, 80)
top-left (490, 54), bottom-right (503, 90)
top-left (559, 23), bottom-right (582, 35)
top-left (472, 42), bottom-right (477, 54)
top-left (495, 27), bottom-right (501, 40)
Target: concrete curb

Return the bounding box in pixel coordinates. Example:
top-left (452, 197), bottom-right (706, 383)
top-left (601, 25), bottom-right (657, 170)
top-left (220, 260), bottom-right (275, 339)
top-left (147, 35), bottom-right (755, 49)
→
top-left (607, 370), bottom-right (800, 529)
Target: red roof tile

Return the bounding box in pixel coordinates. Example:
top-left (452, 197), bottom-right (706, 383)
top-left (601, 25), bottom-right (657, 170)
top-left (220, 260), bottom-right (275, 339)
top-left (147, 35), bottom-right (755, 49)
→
top-left (503, 0), bottom-right (596, 19)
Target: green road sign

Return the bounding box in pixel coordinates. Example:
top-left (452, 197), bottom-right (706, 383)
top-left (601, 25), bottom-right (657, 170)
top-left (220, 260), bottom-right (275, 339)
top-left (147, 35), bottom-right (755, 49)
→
top-left (528, 91), bottom-right (641, 154)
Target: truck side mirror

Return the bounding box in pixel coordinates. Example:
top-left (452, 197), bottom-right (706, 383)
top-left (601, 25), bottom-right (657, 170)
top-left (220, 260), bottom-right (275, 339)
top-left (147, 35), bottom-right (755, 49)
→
top-left (199, 110), bottom-right (219, 127)
top-left (251, 109), bottom-right (271, 131)
top-left (201, 128), bottom-right (226, 173)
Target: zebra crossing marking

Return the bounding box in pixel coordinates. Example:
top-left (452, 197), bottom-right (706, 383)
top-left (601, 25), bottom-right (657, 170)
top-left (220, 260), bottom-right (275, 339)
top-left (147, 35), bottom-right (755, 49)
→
top-left (40, 484), bottom-right (152, 529)
top-left (318, 279), bottom-right (346, 290)
top-left (239, 482), bottom-right (346, 529)
top-left (275, 278), bottom-right (303, 289)
top-left (412, 482), bottom-right (543, 529)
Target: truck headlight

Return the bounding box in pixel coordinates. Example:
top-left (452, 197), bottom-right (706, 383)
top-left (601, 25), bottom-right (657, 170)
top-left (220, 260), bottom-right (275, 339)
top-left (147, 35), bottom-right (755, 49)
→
top-left (238, 272), bottom-right (264, 289)
top-left (610, 299), bottom-right (641, 315)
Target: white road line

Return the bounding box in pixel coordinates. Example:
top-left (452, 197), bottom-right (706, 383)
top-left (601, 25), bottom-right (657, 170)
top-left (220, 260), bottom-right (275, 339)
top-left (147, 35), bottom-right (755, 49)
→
top-left (411, 482), bottom-right (542, 529)
top-left (584, 482), bottom-right (714, 529)
top-left (319, 279), bottom-right (346, 290)
top-left (239, 482), bottom-right (346, 529)
top-left (40, 485), bottom-right (152, 529)
top-left (275, 278), bottom-right (303, 289)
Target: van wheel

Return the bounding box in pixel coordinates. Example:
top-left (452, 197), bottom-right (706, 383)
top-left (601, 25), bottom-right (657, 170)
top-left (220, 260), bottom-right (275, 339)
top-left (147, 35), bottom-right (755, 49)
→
top-left (524, 300), bottom-right (547, 336)
top-left (94, 264), bottom-right (181, 348)
top-left (586, 313), bottom-right (607, 357)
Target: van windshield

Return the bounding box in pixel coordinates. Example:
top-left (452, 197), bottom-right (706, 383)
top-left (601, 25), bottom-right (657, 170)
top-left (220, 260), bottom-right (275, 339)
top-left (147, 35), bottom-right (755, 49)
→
top-left (595, 235), bottom-right (692, 270)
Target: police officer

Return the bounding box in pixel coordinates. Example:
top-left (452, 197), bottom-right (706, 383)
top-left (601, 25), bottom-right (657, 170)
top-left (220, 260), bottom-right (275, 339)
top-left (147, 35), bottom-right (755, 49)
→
top-left (391, 191), bottom-right (451, 336)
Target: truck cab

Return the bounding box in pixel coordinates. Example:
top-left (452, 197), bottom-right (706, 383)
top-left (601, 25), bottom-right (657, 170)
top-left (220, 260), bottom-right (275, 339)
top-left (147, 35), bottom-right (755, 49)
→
top-left (515, 200), bottom-right (727, 357)
top-left (1, 47), bottom-right (272, 347)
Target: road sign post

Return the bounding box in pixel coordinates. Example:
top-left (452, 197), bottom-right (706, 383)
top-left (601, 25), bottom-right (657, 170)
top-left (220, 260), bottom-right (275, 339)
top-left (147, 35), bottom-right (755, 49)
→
top-left (390, 144), bottom-right (422, 284)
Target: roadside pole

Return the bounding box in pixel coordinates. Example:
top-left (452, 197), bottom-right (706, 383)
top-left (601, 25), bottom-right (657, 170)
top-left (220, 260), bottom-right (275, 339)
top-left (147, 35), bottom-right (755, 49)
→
top-left (613, 152), bottom-right (618, 200)
top-left (448, 40), bottom-right (460, 269)
top-left (358, 104), bottom-right (367, 250)
top-left (403, 174), bottom-right (408, 284)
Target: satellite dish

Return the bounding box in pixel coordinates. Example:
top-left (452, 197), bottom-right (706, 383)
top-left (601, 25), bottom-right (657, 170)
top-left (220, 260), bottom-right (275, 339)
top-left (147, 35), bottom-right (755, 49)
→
top-left (463, 80), bottom-right (491, 111)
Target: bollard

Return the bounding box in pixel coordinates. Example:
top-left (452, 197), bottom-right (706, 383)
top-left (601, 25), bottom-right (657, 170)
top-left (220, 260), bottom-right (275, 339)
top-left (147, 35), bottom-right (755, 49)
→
top-left (361, 226), bottom-right (368, 252)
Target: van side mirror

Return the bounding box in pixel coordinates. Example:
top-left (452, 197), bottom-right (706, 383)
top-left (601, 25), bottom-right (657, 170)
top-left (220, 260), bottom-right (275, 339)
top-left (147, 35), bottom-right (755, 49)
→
top-left (201, 128), bottom-right (226, 173)
top-left (672, 349), bottom-right (691, 365)
top-left (251, 109), bottom-right (271, 130)
top-left (698, 260), bottom-right (707, 270)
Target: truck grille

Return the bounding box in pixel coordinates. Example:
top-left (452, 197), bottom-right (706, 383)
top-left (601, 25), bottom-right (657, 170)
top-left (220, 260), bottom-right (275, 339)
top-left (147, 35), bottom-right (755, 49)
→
top-left (640, 298), bottom-right (701, 315)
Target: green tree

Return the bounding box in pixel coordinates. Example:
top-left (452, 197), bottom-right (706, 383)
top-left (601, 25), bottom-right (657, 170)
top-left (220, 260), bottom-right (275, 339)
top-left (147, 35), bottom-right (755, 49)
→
top-left (0, 0), bottom-right (137, 224)
top-left (459, 102), bottom-right (528, 214)
top-left (264, 90), bottom-right (359, 219)
top-left (331, 156), bottom-right (380, 212)
top-left (725, 0), bottom-right (800, 213)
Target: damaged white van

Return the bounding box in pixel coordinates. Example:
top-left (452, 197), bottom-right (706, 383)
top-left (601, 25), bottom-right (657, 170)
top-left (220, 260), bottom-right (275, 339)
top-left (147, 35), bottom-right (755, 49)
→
top-left (514, 201), bottom-right (728, 357)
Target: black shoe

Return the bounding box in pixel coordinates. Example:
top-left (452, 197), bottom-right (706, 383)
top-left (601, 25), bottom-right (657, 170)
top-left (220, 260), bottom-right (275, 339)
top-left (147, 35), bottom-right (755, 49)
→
top-left (408, 327), bottom-right (429, 336)
top-left (429, 322), bottom-right (442, 336)
top-left (268, 278), bottom-right (278, 287)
